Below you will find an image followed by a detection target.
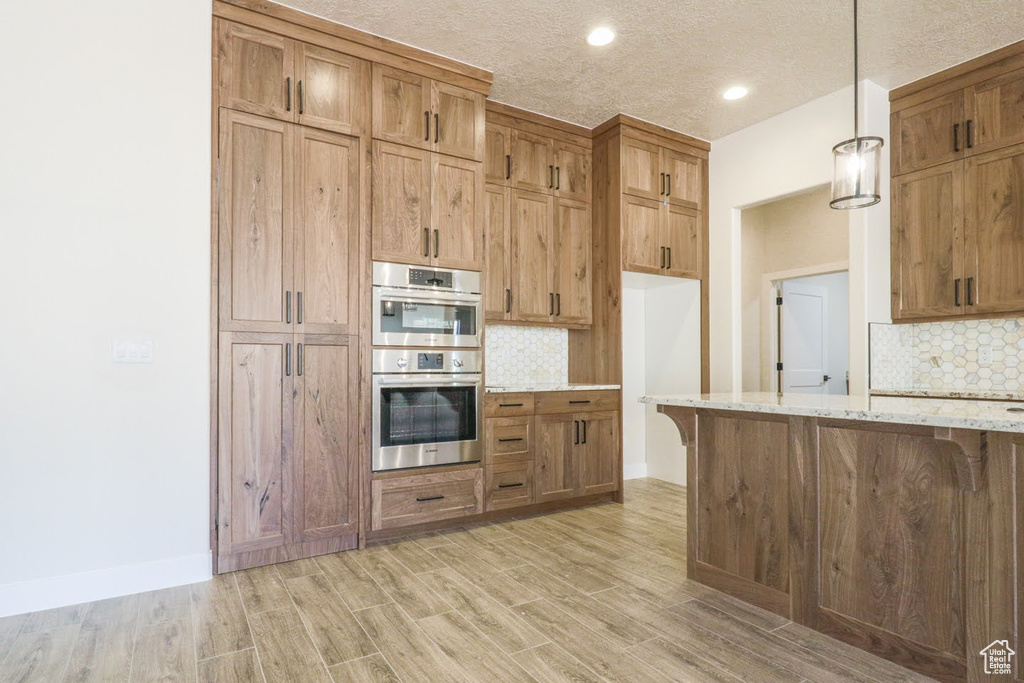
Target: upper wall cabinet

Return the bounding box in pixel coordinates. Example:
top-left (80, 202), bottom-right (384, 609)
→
top-left (217, 20), bottom-right (369, 137)
top-left (890, 47), bottom-right (1024, 321)
top-left (371, 65), bottom-right (485, 161)
top-left (621, 137), bottom-right (704, 209)
top-left (219, 110), bottom-right (363, 335)
top-left (500, 130), bottom-right (592, 200)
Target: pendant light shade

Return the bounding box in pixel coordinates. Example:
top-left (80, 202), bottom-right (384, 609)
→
top-left (830, 0), bottom-right (883, 210)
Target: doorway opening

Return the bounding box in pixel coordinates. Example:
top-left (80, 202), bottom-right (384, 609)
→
top-left (740, 185), bottom-right (851, 394)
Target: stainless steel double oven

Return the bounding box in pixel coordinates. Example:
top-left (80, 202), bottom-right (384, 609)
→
top-left (371, 262), bottom-right (483, 472)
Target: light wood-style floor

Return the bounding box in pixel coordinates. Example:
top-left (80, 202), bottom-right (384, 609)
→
top-left (0, 478), bottom-right (936, 682)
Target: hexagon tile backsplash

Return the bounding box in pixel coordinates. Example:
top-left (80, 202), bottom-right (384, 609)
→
top-left (485, 325), bottom-right (568, 386)
top-left (870, 317), bottom-right (1024, 395)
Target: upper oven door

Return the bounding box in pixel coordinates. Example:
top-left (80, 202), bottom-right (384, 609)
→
top-left (373, 287), bottom-right (482, 347)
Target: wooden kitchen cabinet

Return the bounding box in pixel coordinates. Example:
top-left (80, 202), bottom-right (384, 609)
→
top-left (891, 47), bottom-right (1024, 321)
top-left (217, 19), bottom-right (368, 136)
top-left (553, 141), bottom-right (592, 201)
top-left (622, 195), bottom-right (662, 274)
top-left (534, 413), bottom-right (578, 503)
top-left (621, 137), bottom-right (662, 200)
top-left (662, 148), bottom-right (703, 210)
top-left (371, 64), bottom-right (484, 161)
top-left (511, 129), bottom-right (554, 193)
top-left (484, 184), bottom-right (512, 320)
top-left (501, 126), bottom-right (591, 200)
top-left (507, 189), bottom-right (592, 326)
top-left (219, 110), bottom-right (361, 335)
top-left (578, 411), bottom-right (619, 496)
top-left (485, 123), bottom-right (512, 185)
top-left (663, 204), bottom-right (702, 279)
top-left (372, 140), bottom-right (483, 270)
top-left (217, 333), bottom-right (360, 570)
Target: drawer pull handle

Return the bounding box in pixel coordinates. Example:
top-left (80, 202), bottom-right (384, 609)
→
top-left (499, 402), bottom-right (524, 407)
top-left (568, 400), bottom-right (591, 404)
top-left (497, 437), bottom-right (524, 443)
top-left (498, 482), bottom-right (524, 489)
top-left (416, 495), bottom-right (445, 502)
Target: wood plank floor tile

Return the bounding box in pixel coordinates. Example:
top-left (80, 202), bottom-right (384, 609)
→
top-left (274, 557), bottom-right (322, 580)
top-left (137, 586), bottom-right (192, 627)
top-left (196, 648), bottom-right (261, 683)
top-left (235, 565), bottom-right (292, 615)
top-left (0, 624), bottom-right (80, 683)
top-left (328, 653), bottom-right (400, 683)
top-left (418, 568), bottom-right (547, 654)
top-left (506, 565), bottom-right (657, 648)
top-left (62, 594), bottom-right (139, 682)
top-left (191, 575), bottom-right (252, 661)
top-left (512, 643), bottom-right (604, 683)
top-left (628, 636), bottom-right (752, 682)
top-left (693, 590), bottom-right (791, 631)
top-left (427, 542), bottom-right (507, 577)
top-left (20, 603), bottom-right (89, 634)
top-left (131, 617), bottom-right (196, 683)
top-left (444, 529), bottom-right (529, 571)
top-left (353, 552), bottom-right (452, 621)
top-left (406, 531), bottom-right (456, 550)
top-left (514, 599), bottom-right (672, 683)
top-left (384, 537), bottom-right (448, 574)
top-left (285, 573), bottom-right (377, 665)
top-left (417, 610), bottom-right (538, 683)
top-left (352, 604), bottom-right (465, 683)
top-left (247, 607), bottom-right (331, 683)
top-left (469, 570), bottom-right (543, 608)
top-left (315, 552), bottom-right (392, 611)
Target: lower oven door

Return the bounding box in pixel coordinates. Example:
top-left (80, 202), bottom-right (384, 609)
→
top-left (373, 287), bottom-right (482, 347)
top-left (372, 374), bottom-right (483, 471)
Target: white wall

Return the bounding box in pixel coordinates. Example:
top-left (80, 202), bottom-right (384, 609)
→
top-left (620, 287), bottom-right (648, 479)
top-left (0, 0), bottom-right (212, 616)
top-left (709, 82), bottom-right (891, 395)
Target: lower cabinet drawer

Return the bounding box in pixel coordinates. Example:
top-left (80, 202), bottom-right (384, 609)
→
top-left (486, 462), bottom-right (534, 511)
top-left (485, 416), bottom-right (533, 465)
top-left (534, 390), bottom-right (620, 414)
top-left (372, 468), bottom-right (483, 531)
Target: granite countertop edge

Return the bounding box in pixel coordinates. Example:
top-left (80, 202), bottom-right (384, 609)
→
top-left (640, 392), bottom-right (1024, 433)
top-left (870, 388), bottom-right (1024, 401)
top-left (486, 384), bottom-right (621, 393)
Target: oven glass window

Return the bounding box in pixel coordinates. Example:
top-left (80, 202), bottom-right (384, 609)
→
top-left (380, 386), bottom-right (478, 447)
top-left (379, 300), bottom-right (477, 337)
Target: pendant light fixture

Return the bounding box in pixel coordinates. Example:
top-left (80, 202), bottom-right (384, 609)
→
top-left (830, 0), bottom-right (883, 209)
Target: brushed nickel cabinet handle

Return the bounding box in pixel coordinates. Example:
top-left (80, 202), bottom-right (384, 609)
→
top-left (297, 292), bottom-right (303, 324)
top-left (286, 291), bottom-right (292, 324)
top-left (285, 343), bottom-right (292, 377)
top-left (297, 343), bottom-right (303, 376)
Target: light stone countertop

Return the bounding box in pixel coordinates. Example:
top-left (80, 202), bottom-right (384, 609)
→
top-left (870, 388), bottom-right (1024, 401)
top-left (640, 391), bottom-right (1024, 433)
top-left (486, 384), bottom-right (621, 393)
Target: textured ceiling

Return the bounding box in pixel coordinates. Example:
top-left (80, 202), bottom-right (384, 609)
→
top-left (280, 0), bottom-right (1024, 140)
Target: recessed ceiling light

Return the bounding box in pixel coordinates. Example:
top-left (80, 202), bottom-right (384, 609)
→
top-left (723, 86), bottom-right (749, 101)
top-left (587, 27), bottom-right (615, 46)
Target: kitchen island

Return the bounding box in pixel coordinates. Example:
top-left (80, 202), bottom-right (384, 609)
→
top-left (642, 392), bottom-right (1024, 683)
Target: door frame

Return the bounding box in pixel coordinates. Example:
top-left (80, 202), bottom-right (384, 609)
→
top-left (761, 261), bottom-right (848, 394)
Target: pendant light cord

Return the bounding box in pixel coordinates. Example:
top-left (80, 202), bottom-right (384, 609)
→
top-left (853, 0), bottom-right (859, 143)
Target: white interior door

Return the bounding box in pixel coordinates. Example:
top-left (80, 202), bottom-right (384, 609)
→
top-left (781, 280), bottom-right (829, 394)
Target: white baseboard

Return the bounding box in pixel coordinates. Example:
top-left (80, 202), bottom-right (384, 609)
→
top-left (0, 552), bottom-right (212, 618)
top-left (623, 463), bottom-right (648, 480)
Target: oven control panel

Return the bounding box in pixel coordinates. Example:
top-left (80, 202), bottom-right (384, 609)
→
top-left (372, 348), bottom-right (482, 374)
top-left (408, 268), bottom-right (453, 289)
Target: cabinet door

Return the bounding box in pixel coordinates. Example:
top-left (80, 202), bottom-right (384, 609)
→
top-left (217, 20), bottom-right (295, 122)
top-left (621, 195), bottom-right (663, 275)
top-left (662, 148), bottom-right (702, 210)
top-left (372, 65), bottom-right (431, 150)
top-left (219, 110), bottom-right (294, 333)
top-left (511, 190), bottom-right (555, 323)
top-left (217, 333), bottom-right (294, 564)
top-left (295, 44), bottom-right (369, 136)
top-left (432, 153), bottom-right (484, 270)
top-left (893, 92), bottom-right (964, 175)
top-left (371, 140), bottom-right (432, 266)
top-left (485, 123), bottom-right (512, 185)
top-left (484, 184), bottom-right (512, 321)
top-left (892, 162), bottom-right (965, 320)
top-left (621, 137), bottom-right (662, 200)
top-left (553, 198), bottom-right (592, 326)
top-left (434, 81), bottom-right (485, 162)
top-left (964, 143), bottom-right (1024, 315)
top-left (578, 412), bottom-right (619, 496)
top-left (965, 67), bottom-right (1024, 155)
top-left (662, 205), bottom-right (702, 279)
top-left (534, 414), bottom-right (577, 502)
top-left (294, 128), bottom-right (361, 335)
top-left (511, 130), bottom-right (554, 193)
top-left (293, 336), bottom-right (360, 542)
top-left (554, 141), bottom-right (592, 202)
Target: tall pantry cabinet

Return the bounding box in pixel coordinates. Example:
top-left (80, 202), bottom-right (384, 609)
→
top-left (211, 1), bottom-right (493, 571)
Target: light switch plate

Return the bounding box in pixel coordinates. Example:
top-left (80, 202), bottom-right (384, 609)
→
top-left (979, 345), bottom-right (993, 366)
top-left (112, 338), bottom-right (154, 364)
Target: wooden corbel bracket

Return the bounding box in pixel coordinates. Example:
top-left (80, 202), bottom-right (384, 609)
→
top-left (933, 427), bottom-right (986, 492)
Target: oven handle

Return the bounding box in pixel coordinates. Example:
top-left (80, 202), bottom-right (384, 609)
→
top-left (376, 378), bottom-right (482, 387)
top-left (376, 290), bottom-right (482, 307)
